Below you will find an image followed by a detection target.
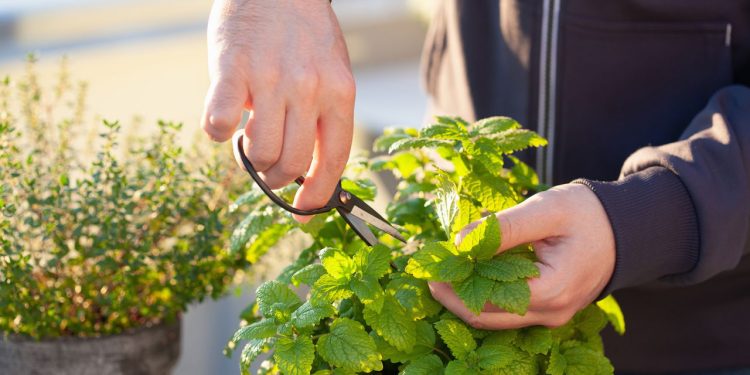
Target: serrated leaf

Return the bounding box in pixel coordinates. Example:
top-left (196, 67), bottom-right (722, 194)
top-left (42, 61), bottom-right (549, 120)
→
top-left (229, 189), bottom-right (266, 212)
top-left (574, 305), bottom-right (609, 339)
top-left (312, 274), bottom-right (354, 302)
top-left (595, 295), bottom-right (625, 335)
top-left (452, 198), bottom-right (480, 235)
top-left (351, 276), bottom-right (384, 310)
top-left (274, 336), bottom-right (314, 375)
top-left (482, 330), bottom-right (518, 346)
top-left (374, 129), bottom-right (414, 152)
top-left (341, 178), bottom-right (376, 201)
top-left (317, 318), bottom-right (382, 372)
top-left (453, 273), bottom-right (494, 314)
top-left (256, 281), bottom-right (301, 317)
top-left (401, 354), bottom-right (444, 375)
top-left (435, 180), bottom-right (459, 238)
top-left (231, 319), bottom-right (277, 344)
top-left (508, 155), bottom-right (539, 189)
top-left (245, 224), bottom-right (292, 263)
top-left (230, 211), bottom-right (274, 255)
top-left (388, 276), bottom-right (443, 320)
top-left (483, 128), bottom-right (547, 154)
top-left (434, 319), bottom-right (476, 360)
top-left (320, 248), bottom-right (356, 280)
top-left (457, 214), bottom-right (501, 260)
top-left (476, 343), bottom-right (515, 370)
top-left (516, 326), bottom-right (553, 355)
top-left (489, 348), bottom-right (539, 375)
top-left (363, 294), bottom-right (416, 352)
top-left (406, 242), bottom-right (473, 282)
top-left (547, 344), bottom-right (567, 375)
top-left (291, 263), bottom-right (326, 287)
top-left (475, 254), bottom-right (539, 282)
top-left (489, 279), bottom-right (530, 315)
top-left (444, 360), bottom-right (474, 375)
top-left (240, 339), bottom-right (266, 374)
top-left (562, 345), bottom-right (614, 375)
top-left (419, 121), bottom-right (468, 141)
top-left (468, 116), bottom-right (520, 138)
top-left (353, 244), bottom-right (392, 279)
top-left (373, 320), bottom-right (436, 363)
top-left (463, 172), bottom-right (516, 213)
top-left (291, 300), bottom-right (335, 328)
top-left (389, 138), bottom-right (454, 154)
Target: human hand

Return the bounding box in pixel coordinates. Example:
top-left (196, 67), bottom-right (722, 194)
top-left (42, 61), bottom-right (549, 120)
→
top-left (202, 0), bottom-right (355, 222)
top-left (429, 183), bottom-right (616, 329)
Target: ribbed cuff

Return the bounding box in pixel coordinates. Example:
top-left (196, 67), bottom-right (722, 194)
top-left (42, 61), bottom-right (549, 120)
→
top-left (573, 166), bottom-right (700, 296)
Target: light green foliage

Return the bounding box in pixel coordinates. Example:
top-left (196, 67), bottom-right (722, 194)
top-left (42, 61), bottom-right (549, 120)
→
top-left (0, 57), bottom-right (246, 338)
top-left (274, 336), bottom-right (315, 375)
top-left (227, 115), bottom-right (623, 374)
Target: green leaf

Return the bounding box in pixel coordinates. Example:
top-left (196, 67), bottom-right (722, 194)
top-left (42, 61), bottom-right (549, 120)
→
top-left (317, 318), bottom-right (382, 372)
top-left (574, 305), bottom-right (609, 339)
top-left (483, 330), bottom-right (518, 346)
top-left (231, 319), bottom-right (277, 344)
top-left (320, 248), bottom-right (356, 280)
top-left (291, 300), bottom-right (335, 328)
top-left (516, 326), bottom-right (553, 355)
top-left (373, 128), bottom-right (416, 152)
top-left (312, 274), bottom-right (354, 302)
top-left (350, 276), bottom-right (384, 310)
top-left (483, 128), bottom-right (547, 154)
top-left (388, 276), bottom-right (443, 320)
top-left (274, 336), bottom-right (315, 375)
top-left (245, 224), bottom-right (292, 263)
top-left (389, 138), bottom-right (454, 154)
top-left (229, 211), bottom-right (274, 255)
top-left (353, 244), bottom-right (392, 279)
top-left (341, 178), bottom-right (376, 201)
top-left (468, 116), bottom-right (520, 138)
top-left (435, 179), bottom-right (460, 238)
top-left (406, 242), bottom-right (473, 282)
top-left (475, 254), bottom-right (539, 282)
top-left (401, 354), bottom-right (444, 375)
top-left (452, 198), bottom-right (480, 235)
top-left (508, 156), bottom-right (539, 189)
top-left (229, 189), bottom-right (266, 212)
top-left (240, 339), bottom-right (266, 374)
top-left (462, 172), bottom-right (516, 213)
top-left (489, 348), bottom-right (539, 375)
top-left (372, 320), bottom-right (436, 363)
top-left (363, 294), bottom-right (416, 352)
top-left (457, 214), bottom-right (501, 260)
top-left (595, 295), bottom-right (625, 335)
top-left (419, 121), bottom-right (468, 141)
top-left (476, 343), bottom-right (515, 370)
top-left (489, 279), bottom-right (530, 315)
top-left (256, 281), bottom-right (301, 317)
top-left (444, 360), bottom-right (474, 375)
top-left (561, 345), bottom-right (614, 375)
top-left (547, 344), bottom-right (567, 375)
top-left (291, 263), bottom-right (326, 287)
top-left (434, 319), bottom-right (476, 360)
top-left (453, 273), bottom-right (494, 314)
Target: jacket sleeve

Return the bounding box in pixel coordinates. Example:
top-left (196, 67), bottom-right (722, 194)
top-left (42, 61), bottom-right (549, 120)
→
top-left (574, 85), bottom-right (750, 294)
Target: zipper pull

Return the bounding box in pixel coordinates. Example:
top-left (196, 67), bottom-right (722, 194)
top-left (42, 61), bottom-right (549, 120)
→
top-left (725, 24), bottom-right (732, 47)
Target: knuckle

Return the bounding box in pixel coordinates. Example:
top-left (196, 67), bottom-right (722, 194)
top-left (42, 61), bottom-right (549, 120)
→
top-left (288, 69), bottom-right (319, 95)
top-left (329, 74), bottom-right (356, 102)
top-left (252, 66), bottom-right (281, 88)
top-left (277, 159), bottom-right (308, 179)
top-left (248, 148), bottom-right (279, 171)
top-left (546, 290), bottom-right (572, 311)
top-left (498, 214), bottom-right (514, 243)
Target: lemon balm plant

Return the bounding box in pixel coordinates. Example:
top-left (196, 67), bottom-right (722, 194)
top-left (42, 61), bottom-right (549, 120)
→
top-left (0, 58), bottom-right (246, 374)
top-left (227, 116), bottom-right (625, 374)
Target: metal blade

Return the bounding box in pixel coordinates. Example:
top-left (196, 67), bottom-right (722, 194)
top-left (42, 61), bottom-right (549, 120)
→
top-left (341, 210), bottom-right (379, 246)
top-left (350, 206), bottom-right (406, 243)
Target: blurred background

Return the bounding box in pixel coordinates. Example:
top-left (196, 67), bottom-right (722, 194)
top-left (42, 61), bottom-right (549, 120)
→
top-left (0, 0), bottom-right (434, 373)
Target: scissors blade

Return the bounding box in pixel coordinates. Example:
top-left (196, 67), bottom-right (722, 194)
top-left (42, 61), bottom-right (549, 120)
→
top-left (349, 205), bottom-right (406, 243)
top-left (339, 208), bottom-right (378, 246)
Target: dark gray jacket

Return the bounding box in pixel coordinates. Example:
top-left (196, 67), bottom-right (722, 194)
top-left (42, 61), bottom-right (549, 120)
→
top-left (422, 0), bottom-right (750, 372)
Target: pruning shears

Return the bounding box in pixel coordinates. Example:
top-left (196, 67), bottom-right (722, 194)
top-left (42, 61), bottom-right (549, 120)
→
top-left (232, 131), bottom-right (406, 246)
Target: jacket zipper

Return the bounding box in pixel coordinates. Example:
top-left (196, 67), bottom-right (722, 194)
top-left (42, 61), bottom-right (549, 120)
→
top-left (536, 0), bottom-right (561, 184)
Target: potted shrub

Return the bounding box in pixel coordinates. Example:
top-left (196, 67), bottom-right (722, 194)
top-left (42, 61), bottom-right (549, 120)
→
top-left (226, 116), bottom-right (626, 374)
top-left (0, 59), bottom-right (246, 374)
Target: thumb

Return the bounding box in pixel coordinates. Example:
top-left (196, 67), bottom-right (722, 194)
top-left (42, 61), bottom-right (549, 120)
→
top-left (458, 193), bottom-right (564, 253)
top-left (201, 77), bottom-right (247, 142)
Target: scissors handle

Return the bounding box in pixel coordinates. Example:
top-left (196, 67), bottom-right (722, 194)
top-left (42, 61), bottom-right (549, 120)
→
top-left (235, 133), bottom-right (340, 216)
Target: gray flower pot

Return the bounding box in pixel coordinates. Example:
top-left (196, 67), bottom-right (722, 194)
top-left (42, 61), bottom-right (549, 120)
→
top-left (0, 320), bottom-right (181, 375)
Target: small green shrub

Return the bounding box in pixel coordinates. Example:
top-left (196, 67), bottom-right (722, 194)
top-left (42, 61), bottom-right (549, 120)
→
top-left (0, 57), bottom-right (246, 338)
top-left (227, 116), bottom-right (625, 374)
